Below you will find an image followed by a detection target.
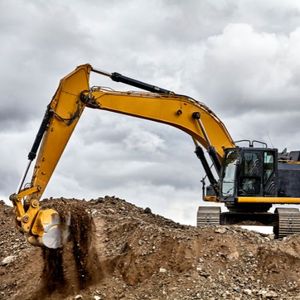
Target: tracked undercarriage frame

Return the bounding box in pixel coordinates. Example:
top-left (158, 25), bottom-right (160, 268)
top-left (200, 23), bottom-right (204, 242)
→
top-left (197, 206), bottom-right (300, 238)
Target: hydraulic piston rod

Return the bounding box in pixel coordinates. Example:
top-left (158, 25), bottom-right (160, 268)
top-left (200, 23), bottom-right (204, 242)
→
top-left (92, 67), bottom-right (173, 94)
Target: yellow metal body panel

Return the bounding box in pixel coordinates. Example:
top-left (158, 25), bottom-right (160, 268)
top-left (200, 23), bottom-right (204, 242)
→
top-left (16, 186), bottom-right (39, 200)
top-left (238, 197), bottom-right (300, 204)
top-left (20, 201), bottom-right (40, 233)
top-left (203, 195), bottom-right (218, 202)
top-left (85, 89), bottom-right (234, 159)
top-left (11, 187), bottom-right (39, 220)
top-left (31, 208), bottom-right (58, 236)
top-left (28, 64), bottom-right (91, 201)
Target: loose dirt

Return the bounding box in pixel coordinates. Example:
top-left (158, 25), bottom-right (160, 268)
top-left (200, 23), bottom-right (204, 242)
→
top-left (33, 200), bottom-right (99, 299)
top-left (0, 197), bottom-right (300, 300)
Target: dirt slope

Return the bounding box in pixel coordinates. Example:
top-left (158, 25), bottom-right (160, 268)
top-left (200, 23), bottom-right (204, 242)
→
top-left (0, 197), bottom-right (300, 300)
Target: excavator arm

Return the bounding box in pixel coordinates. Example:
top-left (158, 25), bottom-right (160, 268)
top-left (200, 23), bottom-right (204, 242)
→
top-left (10, 64), bottom-right (234, 248)
top-left (80, 87), bottom-right (233, 158)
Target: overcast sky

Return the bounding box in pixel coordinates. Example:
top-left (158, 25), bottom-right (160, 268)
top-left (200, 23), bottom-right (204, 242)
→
top-left (1, 0), bottom-right (300, 226)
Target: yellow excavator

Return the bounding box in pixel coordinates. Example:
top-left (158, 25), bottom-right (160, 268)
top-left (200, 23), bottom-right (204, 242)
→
top-left (10, 64), bottom-right (300, 248)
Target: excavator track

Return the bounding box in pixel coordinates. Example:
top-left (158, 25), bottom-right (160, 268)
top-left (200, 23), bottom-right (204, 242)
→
top-left (197, 206), bottom-right (221, 226)
top-left (274, 208), bottom-right (300, 238)
top-left (197, 206), bottom-right (300, 239)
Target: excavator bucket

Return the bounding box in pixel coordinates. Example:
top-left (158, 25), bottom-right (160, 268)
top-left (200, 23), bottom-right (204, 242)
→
top-left (29, 208), bottom-right (70, 249)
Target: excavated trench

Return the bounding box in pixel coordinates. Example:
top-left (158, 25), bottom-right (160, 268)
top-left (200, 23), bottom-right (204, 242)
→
top-left (35, 200), bottom-right (100, 298)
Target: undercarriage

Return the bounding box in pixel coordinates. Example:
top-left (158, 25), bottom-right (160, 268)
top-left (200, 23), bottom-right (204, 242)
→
top-left (197, 205), bottom-right (300, 238)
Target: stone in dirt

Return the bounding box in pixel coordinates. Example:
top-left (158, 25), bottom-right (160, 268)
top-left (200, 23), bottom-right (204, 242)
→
top-left (1, 255), bottom-right (16, 266)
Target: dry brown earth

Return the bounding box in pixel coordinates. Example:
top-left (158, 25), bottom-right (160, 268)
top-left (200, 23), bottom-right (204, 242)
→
top-left (0, 197), bottom-right (300, 300)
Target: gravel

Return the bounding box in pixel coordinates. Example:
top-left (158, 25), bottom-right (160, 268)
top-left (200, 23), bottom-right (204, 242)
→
top-left (0, 196), bottom-right (299, 299)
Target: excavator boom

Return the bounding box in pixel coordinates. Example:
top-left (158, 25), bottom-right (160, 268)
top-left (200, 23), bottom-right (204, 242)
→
top-left (10, 64), bottom-right (234, 248)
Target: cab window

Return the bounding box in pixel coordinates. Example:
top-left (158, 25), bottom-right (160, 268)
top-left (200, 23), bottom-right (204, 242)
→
top-left (264, 152), bottom-right (274, 183)
top-left (238, 151), bottom-right (262, 196)
top-left (222, 150), bottom-right (238, 197)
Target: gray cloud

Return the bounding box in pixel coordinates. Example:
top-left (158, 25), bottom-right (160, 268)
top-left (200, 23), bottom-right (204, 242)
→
top-left (1, 0), bottom-right (300, 225)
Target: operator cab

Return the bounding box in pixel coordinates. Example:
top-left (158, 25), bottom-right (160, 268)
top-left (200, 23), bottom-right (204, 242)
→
top-left (221, 143), bottom-right (278, 202)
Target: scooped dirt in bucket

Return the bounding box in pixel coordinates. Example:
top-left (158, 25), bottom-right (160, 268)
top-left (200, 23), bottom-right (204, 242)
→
top-left (36, 199), bottom-right (99, 297)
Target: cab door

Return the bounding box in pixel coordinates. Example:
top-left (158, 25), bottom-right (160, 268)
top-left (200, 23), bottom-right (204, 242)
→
top-left (238, 150), bottom-right (263, 196)
top-left (237, 149), bottom-right (277, 197)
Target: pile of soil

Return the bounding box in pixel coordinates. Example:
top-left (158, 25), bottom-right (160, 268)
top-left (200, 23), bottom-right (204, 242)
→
top-left (0, 197), bottom-right (300, 300)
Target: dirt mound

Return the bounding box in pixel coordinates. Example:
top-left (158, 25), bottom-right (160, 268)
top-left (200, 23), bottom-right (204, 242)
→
top-left (0, 197), bottom-right (300, 299)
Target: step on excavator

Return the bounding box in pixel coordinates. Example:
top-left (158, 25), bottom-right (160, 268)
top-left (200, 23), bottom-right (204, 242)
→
top-left (10, 64), bottom-right (300, 248)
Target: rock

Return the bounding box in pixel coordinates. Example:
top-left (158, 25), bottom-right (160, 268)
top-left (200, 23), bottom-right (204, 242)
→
top-left (1, 255), bottom-right (16, 266)
top-left (159, 267), bottom-right (167, 273)
top-left (265, 291), bottom-right (278, 298)
top-left (199, 271), bottom-right (210, 278)
top-left (243, 289), bottom-right (252, 296)
top-left (214, 227), bottom-right (227, 234)
top-left (144, 207), bottom-right (152, 214)
top-left (227, 251), bottom-right (239, 261)
top-left (74, 295), bottom-right (83, 300)
top-left (93, 296), bottom-right (101, 300)
top-left (91, 209), bottom-right (98, 215)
